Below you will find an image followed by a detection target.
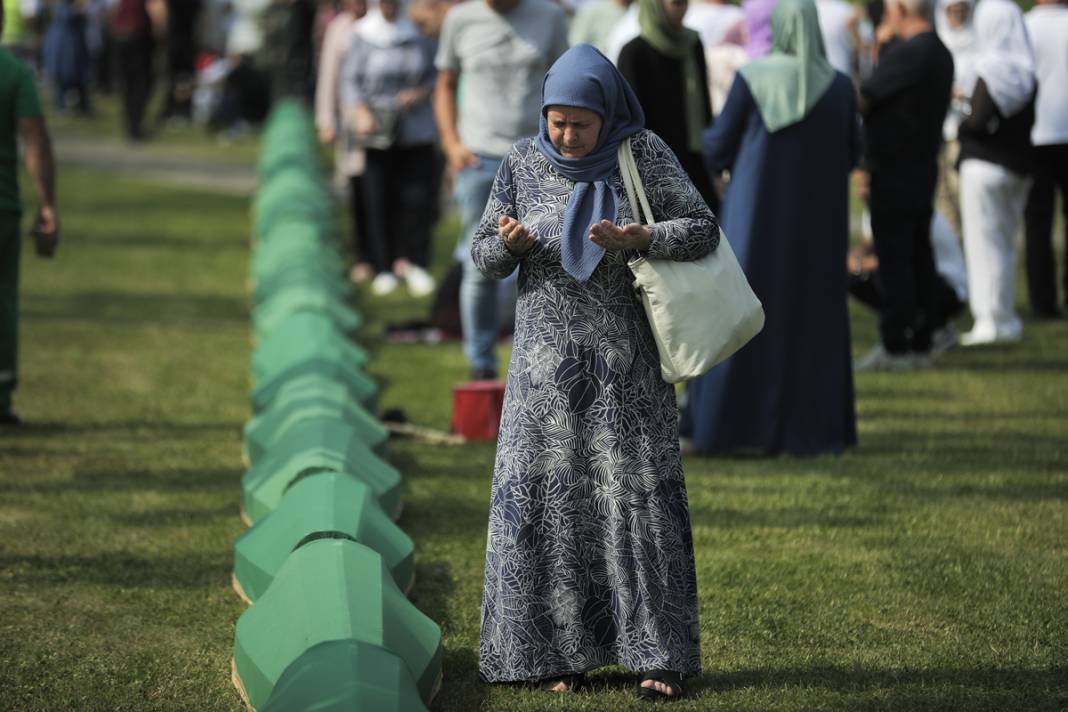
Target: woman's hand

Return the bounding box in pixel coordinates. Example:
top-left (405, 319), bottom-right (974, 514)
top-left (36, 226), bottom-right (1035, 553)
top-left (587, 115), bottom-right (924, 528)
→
top-left (589, 220), bottom-right (651, 251)
top-left (499, 216), bottom-right (536, 255)
top-left (443, 140), bottom-right (479, 176)
top-left (395, 87), bottom-right (427, 111)
top-left (351, 105), bottom-right (378, 136)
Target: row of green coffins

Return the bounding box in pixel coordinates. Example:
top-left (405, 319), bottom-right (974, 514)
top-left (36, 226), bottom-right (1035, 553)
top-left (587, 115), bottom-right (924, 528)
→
top-left (231, 101), bottom-right (440, 711)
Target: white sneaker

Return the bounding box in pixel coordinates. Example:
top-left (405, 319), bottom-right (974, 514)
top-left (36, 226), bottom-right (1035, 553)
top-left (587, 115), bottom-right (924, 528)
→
top-left (960, 325), bottom-right (1022, 347)
top-left (930, 323), bottom-right (959, 357)
top-left (371, 272), bottom-right (400, 296)
top-left (855, 344), bottom-right (929, 372)
top-left (404, 264), bottom-right (436, 297)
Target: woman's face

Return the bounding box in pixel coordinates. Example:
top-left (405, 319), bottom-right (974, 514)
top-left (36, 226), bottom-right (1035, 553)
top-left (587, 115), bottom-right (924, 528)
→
top-left (663, 0), bottom-right (688, 28)
top-left (945, 1), bottom-right (969, 28)
top-left (380, 0), bottom-right (399, 20)
top-left (546, 106), bottom-right (603, 159)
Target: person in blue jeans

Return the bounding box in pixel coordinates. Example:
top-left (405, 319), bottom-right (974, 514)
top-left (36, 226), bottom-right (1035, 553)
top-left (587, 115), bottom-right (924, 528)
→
top-left (433, 0), bottom-right (569, 380)
top-left (452, 155), bottom-right (505, 376)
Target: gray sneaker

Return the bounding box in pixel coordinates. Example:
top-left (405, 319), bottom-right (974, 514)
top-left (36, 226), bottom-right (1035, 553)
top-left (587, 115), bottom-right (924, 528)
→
top-left (930, 324), bottom-right (959, 357)
top-left (855, 344), bottom-right (928, 372)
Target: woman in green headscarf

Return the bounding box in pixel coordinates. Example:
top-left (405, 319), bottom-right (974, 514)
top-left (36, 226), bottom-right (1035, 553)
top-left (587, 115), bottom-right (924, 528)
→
top-left (617, 0), bottom-right (718, 212)
top-left (681, 0), bottom-right (861, 457)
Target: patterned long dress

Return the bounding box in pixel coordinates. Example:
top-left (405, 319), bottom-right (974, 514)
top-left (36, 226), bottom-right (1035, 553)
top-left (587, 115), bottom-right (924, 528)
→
top-left (472, 129), bottom-right (719, 682)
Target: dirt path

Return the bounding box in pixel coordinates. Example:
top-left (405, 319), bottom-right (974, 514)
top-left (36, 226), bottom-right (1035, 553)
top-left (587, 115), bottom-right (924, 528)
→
top-left (53, 135), bottom-right (258, 196)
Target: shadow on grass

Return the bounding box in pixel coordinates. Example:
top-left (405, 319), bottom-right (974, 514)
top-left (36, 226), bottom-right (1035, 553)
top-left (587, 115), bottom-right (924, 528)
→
top-left (8, 420), bottom-right (240, 435)
top-left (690, 507), bottom-right (878, 530)
top-left (0, 467), bottom-right (243, 495)
top-left (565, 664), bottom-right (1068, 709)
top-left (409, 560), bottom-right (455, 626)
top-left (21, 292), bottom-right (249, 325)
top-left (400, 490), bottom-right (489, 541)
top-left (0, 551), bottom-right (232, 588)
top-left (857, 430), bottom-right (1066, 470)
top-left (708, 665), bottom-right (1068, 709)
top-left (431, 646), bottom-right (487, 712)
top-left (109, 504), bottom-right (239, 527)
top-left (88, 233), bottom-right (249, 251)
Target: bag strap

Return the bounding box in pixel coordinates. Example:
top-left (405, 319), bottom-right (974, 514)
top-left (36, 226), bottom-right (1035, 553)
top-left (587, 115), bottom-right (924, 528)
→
top-left (617, 137), bottom-right (656, 227)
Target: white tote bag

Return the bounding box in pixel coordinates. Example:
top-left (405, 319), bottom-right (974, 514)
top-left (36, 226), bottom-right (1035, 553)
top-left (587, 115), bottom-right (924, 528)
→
top-left (618, 137), bottom-right (765, 384)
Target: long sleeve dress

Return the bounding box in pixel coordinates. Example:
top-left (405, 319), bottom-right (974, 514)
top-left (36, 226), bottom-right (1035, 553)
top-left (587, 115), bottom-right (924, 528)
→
top-left (472, 129), bottom-right (718, 682)
top-left (683, 72), bottom-right (859, 455)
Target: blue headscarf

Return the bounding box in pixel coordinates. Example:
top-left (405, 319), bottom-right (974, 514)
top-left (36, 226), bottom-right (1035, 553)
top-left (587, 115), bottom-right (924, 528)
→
top-left (534, 44), bottom-right (645, 283)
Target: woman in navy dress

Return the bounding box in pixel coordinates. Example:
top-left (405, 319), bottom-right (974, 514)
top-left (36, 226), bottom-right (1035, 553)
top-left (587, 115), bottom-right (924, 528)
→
top-left (43, 0), bottom-right (92, 114)
top-left (473, 44), bottom-right (718, 700)
top-left (683, 0), bottom-right (859, 455)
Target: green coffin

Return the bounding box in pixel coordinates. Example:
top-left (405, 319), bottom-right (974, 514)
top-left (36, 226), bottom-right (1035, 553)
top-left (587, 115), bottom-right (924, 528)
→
top-left (233, 473), bottom-right (414, 603)
top-left (252, 222), bottom-right (341, 280)
top-left (253, 181), bottom-right (332, 238)
top-left (259, 639), bottom-right (428, 712)
top-left (251, 312), bottom-right (368, 385)
top-left (252, 263), bottom-right (350, 306)
top-left (252, 286), bottom-right (362, 341)
top-left (251, 367), bottom-right (377, 415)
top-left (244, 397), bottom-right (388, 466)
top-left (241, 424), bottom-right (402, 523)
top-left (232, 539), bottom-right (442, 709)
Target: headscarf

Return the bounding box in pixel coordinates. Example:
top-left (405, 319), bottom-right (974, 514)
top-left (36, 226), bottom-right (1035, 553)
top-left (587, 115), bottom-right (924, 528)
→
top-left (637, 0), bottom-right (704, 154)
top-left (742, 0), bottom-right (776, 59)
top-left (970, 0), bottom-right (1035, 118)
top-left (737, 0), bottom-right (836, 132)
top-left (934, 0), bottom-right (975, 58)
top-left (534, 44), bottom-right (646, 283)
top-left (354, 0), bottom-right (421, 47)
top-left (935, 0), bottom-right (976, 91)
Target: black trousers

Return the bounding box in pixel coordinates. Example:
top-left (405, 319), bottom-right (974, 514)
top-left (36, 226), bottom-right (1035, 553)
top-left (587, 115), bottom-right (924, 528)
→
top-left (1023, 143), bottom-right (1068, 315)
top-left (869, 174), bottom-right (939, 353)
top-left (160, 30), bottom-right (198, 120)
top-left (114, 34), bottom-right (154, 139)
top-left (359, 144), bottom-right (436, 273)
top-left (848, 268), bottom-right (964, 330)
top-left (349, 174), bottom-right (368, 265)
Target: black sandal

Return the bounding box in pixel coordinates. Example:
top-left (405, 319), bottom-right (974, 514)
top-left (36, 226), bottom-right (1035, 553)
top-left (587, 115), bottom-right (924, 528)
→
top-left (539, 672), bottom-right (585, 693)
top-left (638, 669), bottom-right (685, 701)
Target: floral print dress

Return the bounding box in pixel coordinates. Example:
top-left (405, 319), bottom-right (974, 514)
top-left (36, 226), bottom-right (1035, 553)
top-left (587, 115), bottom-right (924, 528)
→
top-left (472, 129), bottom-right (719, 682)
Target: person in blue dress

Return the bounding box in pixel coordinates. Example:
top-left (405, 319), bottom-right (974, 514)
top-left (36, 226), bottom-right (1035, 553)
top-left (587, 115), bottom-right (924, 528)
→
top-left (42, 0), bottom-right (92, 115)
top-left (472, 43), bottom-right (718, 700)
top-left (682, 0), bottom-right (859, 456)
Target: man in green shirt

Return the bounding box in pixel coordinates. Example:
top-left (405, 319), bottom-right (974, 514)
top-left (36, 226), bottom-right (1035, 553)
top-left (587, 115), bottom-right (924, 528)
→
top-left (0, 3), bottom-right (58, 425)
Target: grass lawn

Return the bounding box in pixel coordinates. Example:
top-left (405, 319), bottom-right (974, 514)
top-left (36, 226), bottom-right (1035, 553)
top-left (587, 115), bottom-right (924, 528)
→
top-left (0, 141), bottom-right (1066, 711)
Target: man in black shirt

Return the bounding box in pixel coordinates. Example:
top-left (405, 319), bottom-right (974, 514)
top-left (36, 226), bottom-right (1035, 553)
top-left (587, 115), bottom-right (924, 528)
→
top-left (855, 0), bottom-right (954, 370)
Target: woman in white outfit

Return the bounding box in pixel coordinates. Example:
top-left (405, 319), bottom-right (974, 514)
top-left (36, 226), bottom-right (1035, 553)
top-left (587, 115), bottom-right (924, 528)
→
top-left (957, 0), bottom-right (1036, 346)
top-left (934, 0), bottom-right (974, 237)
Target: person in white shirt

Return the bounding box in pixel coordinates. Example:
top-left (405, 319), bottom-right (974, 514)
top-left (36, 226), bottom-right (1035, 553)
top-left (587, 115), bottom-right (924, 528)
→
top-left (815, 0), bottom-right (858, 76)
top-left (933, 0), bottom-right (974, 237)
top-left (1023, 0), bottom-right (1068, 317)
top-left (685, 0), bottom-right (742, 50)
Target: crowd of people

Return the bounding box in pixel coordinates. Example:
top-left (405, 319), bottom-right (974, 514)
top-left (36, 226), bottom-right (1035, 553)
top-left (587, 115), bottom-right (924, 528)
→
top-left (4, 0), bottom-right (1063, 387)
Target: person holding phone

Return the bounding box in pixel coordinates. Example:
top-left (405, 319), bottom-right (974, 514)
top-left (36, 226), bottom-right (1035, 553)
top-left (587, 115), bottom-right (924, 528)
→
top-left (0, 4), bottom-right (58, 425)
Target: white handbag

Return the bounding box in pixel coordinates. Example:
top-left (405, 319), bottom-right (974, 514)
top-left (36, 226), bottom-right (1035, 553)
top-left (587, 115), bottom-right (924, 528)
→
top-left (617, 137), bottom-right (765, 384)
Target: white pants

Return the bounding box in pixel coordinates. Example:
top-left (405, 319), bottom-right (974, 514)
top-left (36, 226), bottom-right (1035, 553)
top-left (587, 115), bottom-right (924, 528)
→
top-left (959, 158), bottom-right (1033, 340)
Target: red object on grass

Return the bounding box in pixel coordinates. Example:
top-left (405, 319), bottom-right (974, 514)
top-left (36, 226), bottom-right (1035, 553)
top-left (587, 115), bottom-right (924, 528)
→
top-left (452, 380), bottom-right (506, 442)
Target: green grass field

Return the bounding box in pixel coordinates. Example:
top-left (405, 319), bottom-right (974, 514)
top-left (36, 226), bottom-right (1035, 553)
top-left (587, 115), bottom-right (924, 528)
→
top-left (0, 142), bottom-right (1066, 711)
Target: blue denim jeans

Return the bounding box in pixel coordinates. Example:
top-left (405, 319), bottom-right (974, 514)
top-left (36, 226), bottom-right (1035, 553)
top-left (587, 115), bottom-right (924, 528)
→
top-left (454, 155), bottom-right (505, 373)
